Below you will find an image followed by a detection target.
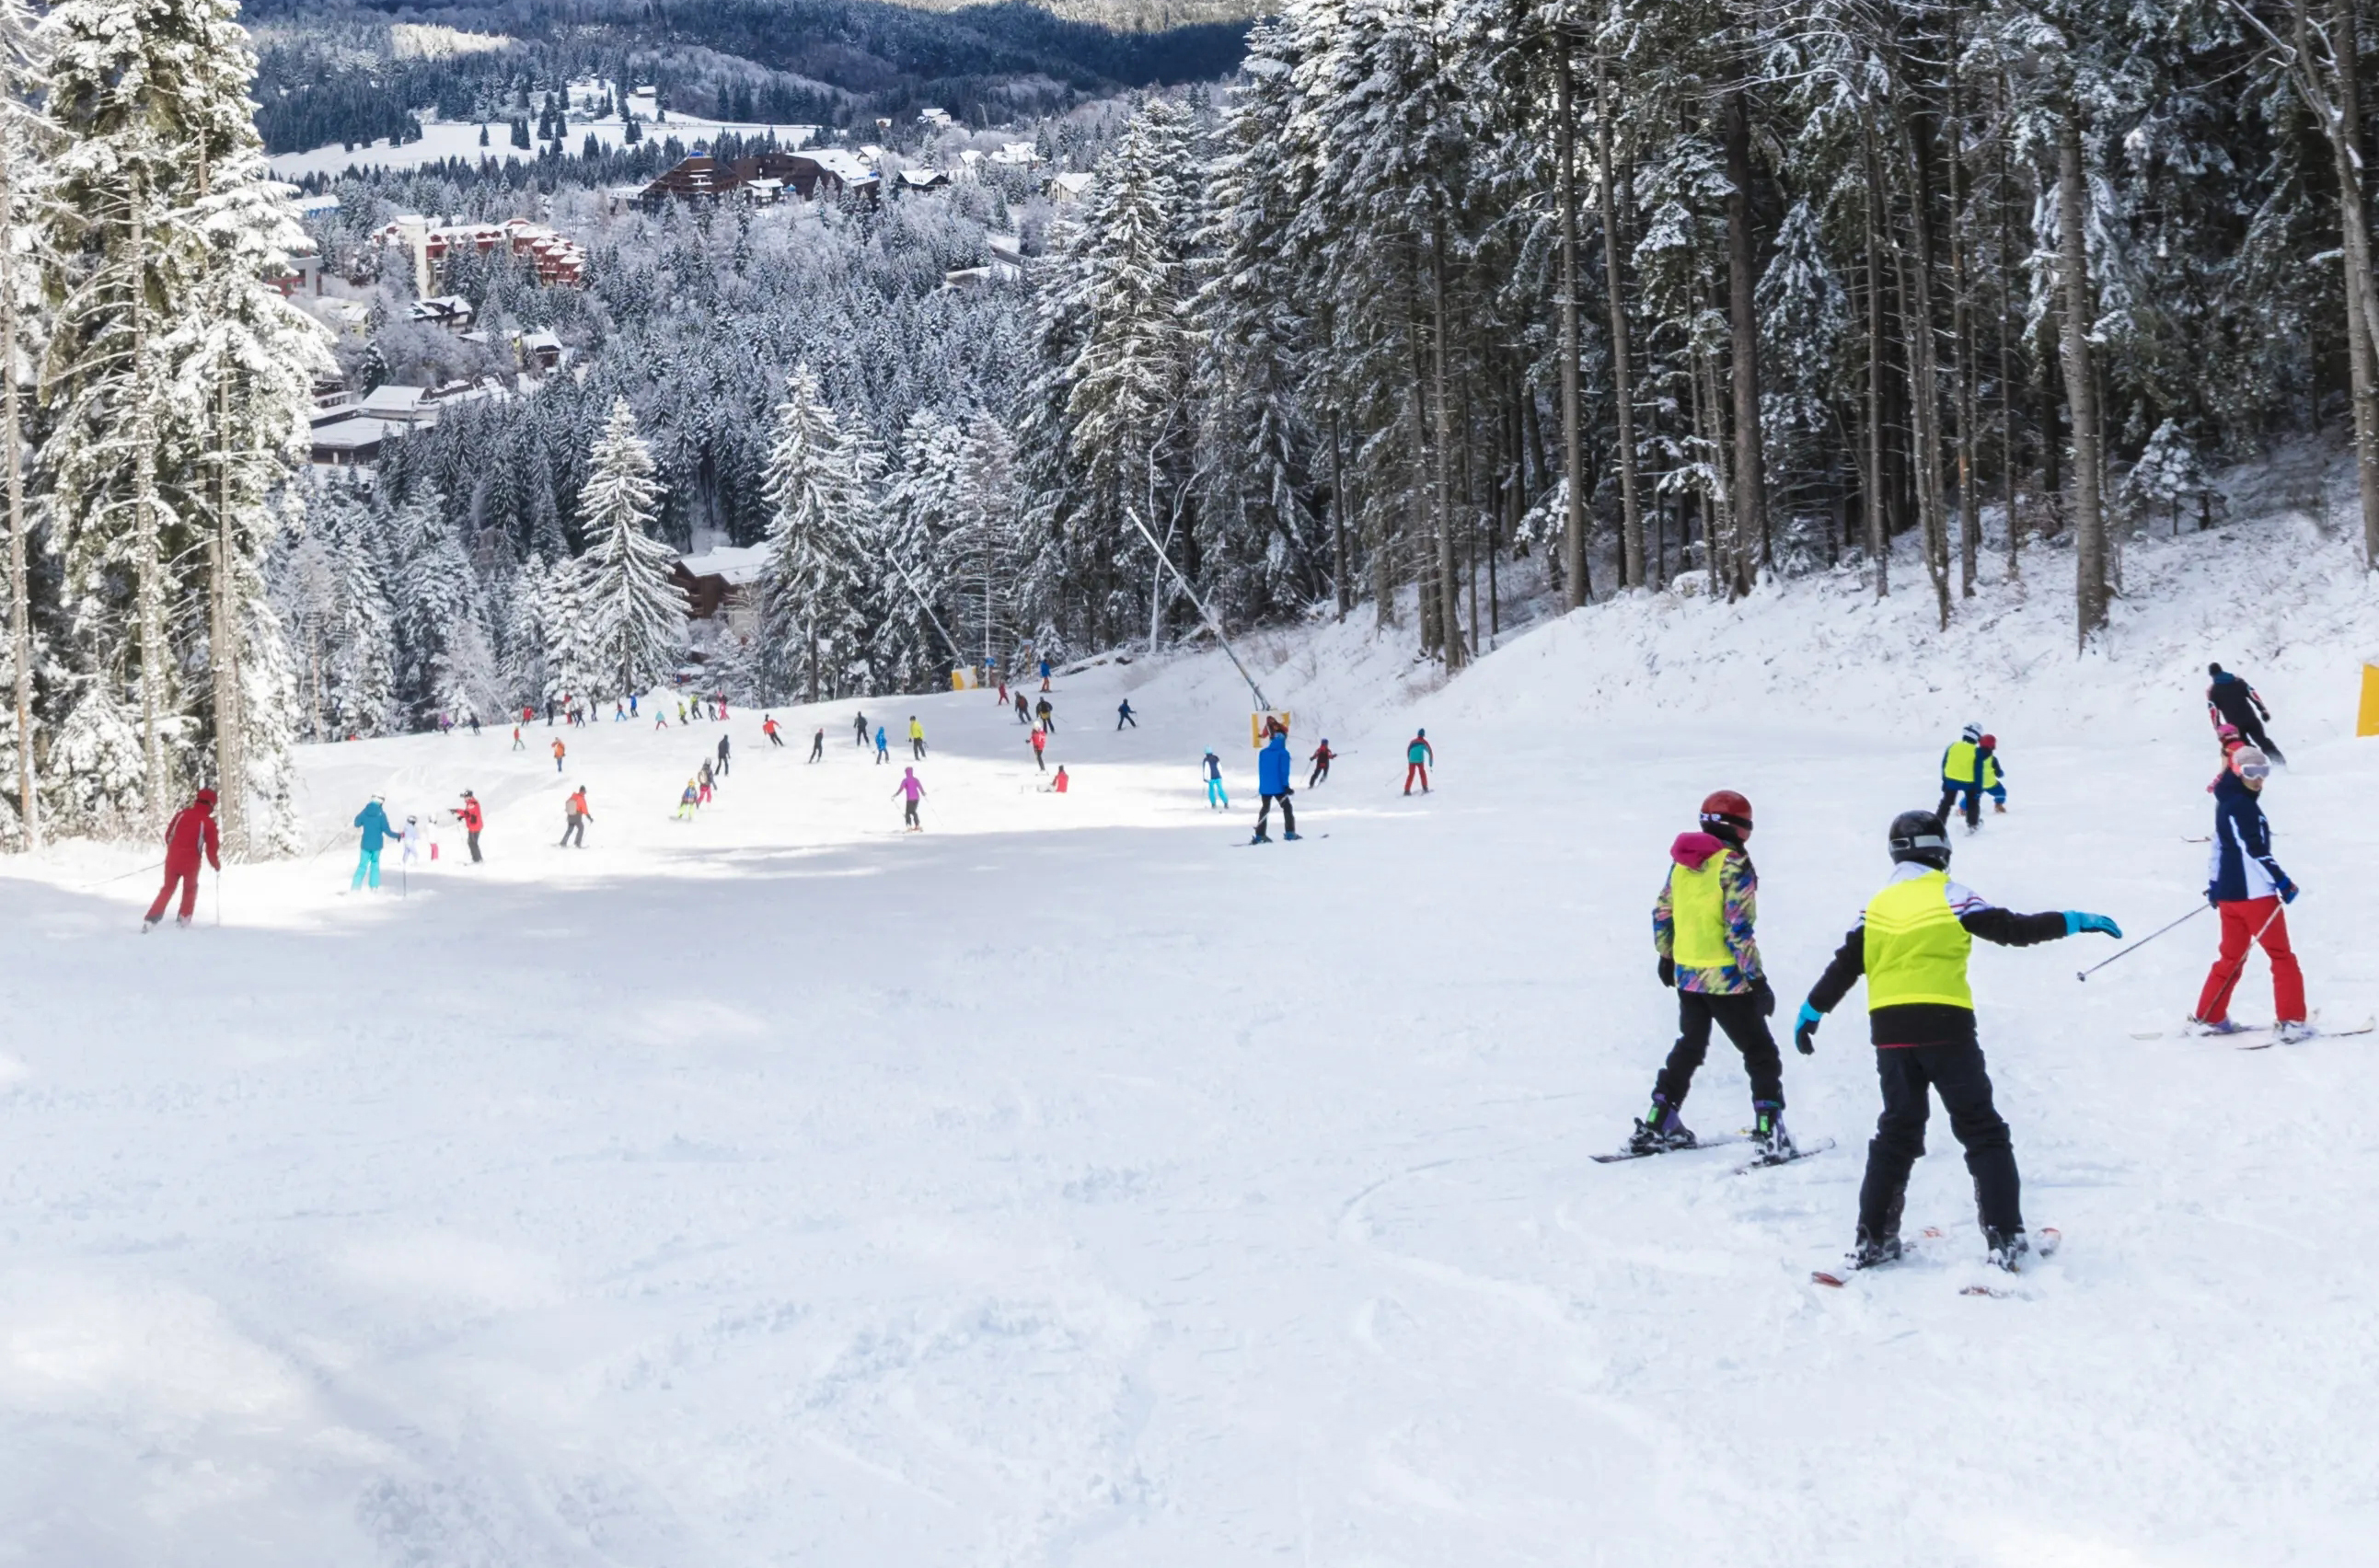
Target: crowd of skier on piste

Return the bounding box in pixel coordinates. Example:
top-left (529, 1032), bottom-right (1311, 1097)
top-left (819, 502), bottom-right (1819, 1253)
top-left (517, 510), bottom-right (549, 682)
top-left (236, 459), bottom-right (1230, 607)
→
top-left (131, 651), bottom-right (2326, 1282)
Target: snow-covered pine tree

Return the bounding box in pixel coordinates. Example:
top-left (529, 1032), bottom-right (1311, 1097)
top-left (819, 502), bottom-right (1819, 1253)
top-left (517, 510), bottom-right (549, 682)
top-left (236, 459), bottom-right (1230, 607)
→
top-left (43, 673), bottom-right (146, 835)
top-left (761, 364), bottom-right (873, 703)
top-left (877, 409), bottom-right (968, 688)
top-left (571, 397), bottom-right (685, 700)
top-left (948, 411), bottom-right (1021, 672)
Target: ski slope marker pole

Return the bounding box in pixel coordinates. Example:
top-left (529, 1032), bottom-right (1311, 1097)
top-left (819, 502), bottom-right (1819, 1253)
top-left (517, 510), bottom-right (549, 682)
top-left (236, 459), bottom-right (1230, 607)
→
top-left (2077, 902), bottom-right (2211, 981)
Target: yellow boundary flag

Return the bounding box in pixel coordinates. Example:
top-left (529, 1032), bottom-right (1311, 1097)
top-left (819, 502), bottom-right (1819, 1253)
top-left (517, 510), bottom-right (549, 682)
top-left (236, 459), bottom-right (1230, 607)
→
top-left (2359, 663), bottom-right (2379, 738)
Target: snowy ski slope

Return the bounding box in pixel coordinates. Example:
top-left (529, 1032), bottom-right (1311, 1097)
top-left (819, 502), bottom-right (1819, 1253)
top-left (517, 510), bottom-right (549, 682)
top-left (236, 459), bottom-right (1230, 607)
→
top-left (2, 512), bottom-right (2375, 1564)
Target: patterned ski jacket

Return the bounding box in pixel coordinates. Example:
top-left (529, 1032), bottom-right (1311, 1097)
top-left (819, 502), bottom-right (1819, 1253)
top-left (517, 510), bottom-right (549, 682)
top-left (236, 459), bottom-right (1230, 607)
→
top-left (1653, 832), bottom-right (1763, 994)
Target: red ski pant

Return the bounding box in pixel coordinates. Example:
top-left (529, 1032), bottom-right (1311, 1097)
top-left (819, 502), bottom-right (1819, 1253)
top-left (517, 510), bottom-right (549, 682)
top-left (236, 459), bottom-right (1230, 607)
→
top-left (1403, 762), bottom-right (1429, 792)
top-left (2195, 896), bottom-right (2305, 1024)
top-left (146, 866), bottom-right (200, 923)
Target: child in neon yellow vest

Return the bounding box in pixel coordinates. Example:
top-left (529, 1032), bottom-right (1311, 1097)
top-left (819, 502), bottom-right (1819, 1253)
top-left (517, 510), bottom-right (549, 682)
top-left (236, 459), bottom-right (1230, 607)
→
top-left (1795, 810), bottom-right (2119, 1272)
top-left (1628, 790), bottom-right (1793, 1159)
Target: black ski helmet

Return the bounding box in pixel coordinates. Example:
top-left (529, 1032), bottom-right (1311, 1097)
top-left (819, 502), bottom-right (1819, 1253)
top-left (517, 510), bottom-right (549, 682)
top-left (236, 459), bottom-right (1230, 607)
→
top-left (1888, 809), bottom-right (1952, 870)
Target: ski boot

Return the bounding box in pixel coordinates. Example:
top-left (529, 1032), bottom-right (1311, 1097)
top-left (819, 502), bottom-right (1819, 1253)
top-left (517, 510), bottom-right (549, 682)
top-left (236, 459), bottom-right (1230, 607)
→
top-left (1283, 831), bottom-right (1303, 842)
top-left (1623, 1095), bottom-right (1697, 1156)
top-left (1249, 832), bottom-right (1271, 846)
top-left (1983, 1227), bottom-right (2031, 1272)
top-left (1748, 1101), bottom-right (1796, 1163)
top-left (1848, 1233), bottom-right (1902, 1270)
top-left (2275, 1020), bottom-right (2315, 1044)
top-left (176, 915), bottom-right (191, 928)
top-left (140, 915), bottom-right (160, 934)
top-left (2188, 1017), bottom-right (2248, 1037)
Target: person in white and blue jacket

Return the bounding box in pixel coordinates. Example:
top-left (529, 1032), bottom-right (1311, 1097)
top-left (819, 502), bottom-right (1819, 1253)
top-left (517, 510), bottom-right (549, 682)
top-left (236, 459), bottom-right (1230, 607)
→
top-left (2192, 746), bottom-right (2306, 1037)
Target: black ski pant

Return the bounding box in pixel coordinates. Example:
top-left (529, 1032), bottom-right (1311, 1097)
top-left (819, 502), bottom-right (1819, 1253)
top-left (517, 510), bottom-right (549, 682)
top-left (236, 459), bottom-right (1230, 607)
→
top-left (806, 737), bottom-right (820, 759)
top-left (1256, 790), bottom-right (1295, 837)
top-left (912, 738), bottom-right (926, 760)
top-left (1309, 761), bottom-right (1329, 787)
top-left (2232, 713), bottom-right (2283, 761)
top-left (560, 815), bottom-right (585, 848)
top-left (1117, 712), bottom-right (1136, 729)
top-left (904, 800), bottom-right (920, 828)
top-left (1937, 781), bottom-right (1982, 828)
top-left (1654, 991), bottom-right (1784, 1113)
top-left (1857, 1039), bottom-right (2021, 1244)
top-left (467, 830), bottom-right (481, 863)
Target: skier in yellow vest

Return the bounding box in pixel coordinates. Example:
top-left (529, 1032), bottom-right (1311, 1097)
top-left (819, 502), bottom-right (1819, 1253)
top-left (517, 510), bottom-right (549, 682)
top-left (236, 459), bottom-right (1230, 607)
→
top-left (1794, 810), bottom-right (2120, 1273)
top-left (1626, 790), bottom-right (1795, 1160)
top-left (1936, 722), bottom-right (1987, 832)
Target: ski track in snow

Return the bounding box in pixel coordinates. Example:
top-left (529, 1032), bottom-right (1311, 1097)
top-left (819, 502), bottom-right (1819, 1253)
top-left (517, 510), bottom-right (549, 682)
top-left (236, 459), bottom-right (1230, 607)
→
top-left (3, 516), bottom-right (2377, 1562)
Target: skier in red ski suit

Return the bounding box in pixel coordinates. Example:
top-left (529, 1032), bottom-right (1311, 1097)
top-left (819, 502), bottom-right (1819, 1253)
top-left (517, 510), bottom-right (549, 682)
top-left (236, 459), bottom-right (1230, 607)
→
top-left (144, 788), bottom-right (222, 928)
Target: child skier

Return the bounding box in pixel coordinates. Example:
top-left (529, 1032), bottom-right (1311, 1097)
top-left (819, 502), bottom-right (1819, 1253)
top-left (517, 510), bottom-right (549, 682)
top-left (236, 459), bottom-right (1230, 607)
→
top-left (1203, 749), bottom-right (1229, 810)
top-left (1627, 791), bottom-right (1792, 1159)
top-left (399, 814), bottom-right (423, 866)
top-left (1252, 725), bottom-right (1300, 843)
top-left (874, 726), bottom-right (891, 764)
top-left (1015, 692), bottom-right (1031, 725)
top-left (511, 725), bottom-right (525, 751)
top-left (1116, 699), bottom-right (1137, 731)
top-left (1936, 723), bottom-right (1986, 831)
top-left (809, 727), bottom-right (825, 761)
top-left (1308, 739), bottom-right (1334, 788)
top-left (1053, 766), bottom-right (1069, 793)
top-left (1979, 734), bottom-right (2008, 813)
top-left (561, 787), bottom-right (591, 847)
top-left (895, 767), bottom-right (926, 830)
top-left (1794, 809), bottom-right (2120, 1270)
top-left (1403, 730), bottom-right (1433, 794)
top-left (764, 715), bottom-right (783, 747)
top-left (697, 760), bottom-right (714, 803)
top-left (675, 779), bottom-right (699, 820)
top-left (2191, 745), bottom-right (2306, 1038)
top-left (143, 788), bottom-right (221, 930)
top-left (551, 737), bottom-right (566, 773)
top-left (351, 796), bottom-right (397, 891)
top-left (1031, 726), bottom-right (1048, 771)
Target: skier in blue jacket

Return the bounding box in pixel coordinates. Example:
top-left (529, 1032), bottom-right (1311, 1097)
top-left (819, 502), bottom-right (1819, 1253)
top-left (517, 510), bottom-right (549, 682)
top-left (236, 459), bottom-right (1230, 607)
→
top-left (352, 796), bottom-right (397, 891)
top-left (1252, 724), bottom-right (1299, 843)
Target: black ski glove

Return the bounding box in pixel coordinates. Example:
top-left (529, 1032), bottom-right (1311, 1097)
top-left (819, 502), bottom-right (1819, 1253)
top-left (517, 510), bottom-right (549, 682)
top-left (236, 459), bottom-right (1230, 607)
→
top-left (1793, 1002), bottom-right (1821, 1055)
top-left (1657, 956), bottom-right (1675, 988)
top-left (1752, 977), bottom-right (1776, 1018)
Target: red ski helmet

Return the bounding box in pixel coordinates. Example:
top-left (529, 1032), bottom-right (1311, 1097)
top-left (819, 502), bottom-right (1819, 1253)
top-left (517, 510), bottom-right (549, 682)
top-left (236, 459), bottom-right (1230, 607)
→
top-left (194, 787), bottom-right (217, 805)
top-left (1980, 734), bottom-right (1996, 750)
top-left (1699, 790), bottom-right (1753, 837)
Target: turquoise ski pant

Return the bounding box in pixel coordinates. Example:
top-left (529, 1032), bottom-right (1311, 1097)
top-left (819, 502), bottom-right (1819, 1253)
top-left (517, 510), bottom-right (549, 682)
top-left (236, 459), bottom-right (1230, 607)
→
top-left (352, 847), bottom-right (382, 891)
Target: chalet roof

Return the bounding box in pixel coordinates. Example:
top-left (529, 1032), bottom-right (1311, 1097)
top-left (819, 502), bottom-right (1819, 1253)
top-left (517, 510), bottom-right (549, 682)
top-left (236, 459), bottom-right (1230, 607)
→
top-left (358, 384), bottom-right (428, 419)
top-left (898, 168), bottom-right (949, 190)
top-left (309, 416), bottom-right (403, 452)
top-left (808, 149), bottom-right (876, 186)
top-left (675, 544), bottom-right (770, 586)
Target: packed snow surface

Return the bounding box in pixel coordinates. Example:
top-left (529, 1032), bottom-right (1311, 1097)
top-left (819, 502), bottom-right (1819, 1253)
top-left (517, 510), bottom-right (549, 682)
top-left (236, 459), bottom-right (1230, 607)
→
top-left (4, 515), bottom-right (2377, 1563)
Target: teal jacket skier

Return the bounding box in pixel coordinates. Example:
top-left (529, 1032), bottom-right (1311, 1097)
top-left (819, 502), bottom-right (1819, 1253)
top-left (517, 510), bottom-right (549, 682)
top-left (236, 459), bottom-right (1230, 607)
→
top-left (352, 798), bottom-right (396, 891)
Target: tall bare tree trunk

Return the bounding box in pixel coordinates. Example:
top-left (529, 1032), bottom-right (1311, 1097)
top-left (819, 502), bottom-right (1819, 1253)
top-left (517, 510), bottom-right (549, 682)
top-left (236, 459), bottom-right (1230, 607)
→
top-left (1596, 54), bottom-right (1645, 589)
top-left (1430, 203), bottom-right (1463, 668)
top-left (1723, 86), bottom-right (1766, 595)
top-left (1997, 75), bottom-right (2020, 582)
top-left (1555, 37), bottom-right (1588, 606)
top-left (2058, 115), bottom-right (2108, 642)
top-left (1896, 116), bottom-right (1952, 630)
top-left (2, 116), bottom-right (31, 847)
top-left (131, 181), bottom-right (165, 833)
top-left (1949, 44), bottom-right (1979, 598)
top-left (1863, 122), bottom-right (1889, 597)
top-left (201, 146), bottom-right (246, 859)
top-left (1329, 401), bottom-right (1349, 619)
top-left (2312, 0), bottom-right (2379, 569)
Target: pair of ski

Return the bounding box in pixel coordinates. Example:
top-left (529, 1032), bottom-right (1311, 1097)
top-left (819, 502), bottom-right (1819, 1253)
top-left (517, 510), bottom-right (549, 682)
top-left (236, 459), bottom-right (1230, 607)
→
top-left (1811, 1226), bottom-right (2061, 1297)
top-left (2131, 1012), bottom-right (2373, 1048)
top-left (1591, 1134), bottom-right (1836, 1176)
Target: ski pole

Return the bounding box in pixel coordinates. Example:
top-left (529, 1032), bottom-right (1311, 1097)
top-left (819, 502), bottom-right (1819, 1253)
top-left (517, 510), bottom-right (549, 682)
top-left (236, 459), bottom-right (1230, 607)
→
top-left (78, 859), bottom-right (165, 891)
top-left (2076, 902), bottom-right (2211, 981)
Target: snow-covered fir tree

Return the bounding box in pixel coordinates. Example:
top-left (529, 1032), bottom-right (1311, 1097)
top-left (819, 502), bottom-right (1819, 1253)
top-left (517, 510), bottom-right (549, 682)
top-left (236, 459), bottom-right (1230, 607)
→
top-left (569, 398), bottom-right (685, 699)
top-left (761, 364), bottom-right (875, 704)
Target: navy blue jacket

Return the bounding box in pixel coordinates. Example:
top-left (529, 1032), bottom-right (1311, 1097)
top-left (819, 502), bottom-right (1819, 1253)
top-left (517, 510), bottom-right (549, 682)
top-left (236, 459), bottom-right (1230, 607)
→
top-left (1257, 734), bottom-right (1290, 795)
top-left (2207, 770), bottom-right (2291, 902)
top-left (2207, 670), bottom-right (2269, 727)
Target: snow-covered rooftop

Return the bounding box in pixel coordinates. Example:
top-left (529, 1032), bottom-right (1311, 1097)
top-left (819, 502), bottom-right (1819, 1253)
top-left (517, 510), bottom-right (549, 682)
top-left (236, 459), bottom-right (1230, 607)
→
top-left (675, 544), bottom-right (770, 585)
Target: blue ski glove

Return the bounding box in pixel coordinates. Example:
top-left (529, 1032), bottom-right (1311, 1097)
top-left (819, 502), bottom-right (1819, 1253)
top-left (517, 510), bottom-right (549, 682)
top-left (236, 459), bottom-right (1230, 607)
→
top-left (2280, 879), bottom-right (2300, 905)
top-left (2206, 884), bottom-right (2221, 909)
top-left (1793, 1002), bottom-right (1821, 1055)
top-left (2064, 912), bottom-right (2122, 939)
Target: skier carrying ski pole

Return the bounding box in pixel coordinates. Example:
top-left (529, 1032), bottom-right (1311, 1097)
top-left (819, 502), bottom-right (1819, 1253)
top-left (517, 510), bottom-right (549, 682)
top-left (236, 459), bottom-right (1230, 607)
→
top-left (143, 787), bottom-right (221, 931)
top-left (1308, 738), bottom-right (1334, 788)
top-left (1625, 790), bottom-right (1793, 1159)
top-left (2190, 744), bottom-right (2308, 1038)
top-left (1794, 809), bottom-right (2120, 1274)
top-left (1116, 698), bottom-right (1137, 731)
top-left (560, 787), bottom-right (592, 847)
top-left (765, 715), bottom-right (784, 748)
top-left (895, 766), bottom-right (926, 830)
top-left (1403, 730), bottom-right (1433, 794)
top-left (2206, 663), bottom-right (2285, 763)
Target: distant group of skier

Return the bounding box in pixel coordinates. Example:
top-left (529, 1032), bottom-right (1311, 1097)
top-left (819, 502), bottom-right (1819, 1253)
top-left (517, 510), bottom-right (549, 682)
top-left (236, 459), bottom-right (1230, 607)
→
top-left (1621, 655), bottom-right (2317, 1282)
